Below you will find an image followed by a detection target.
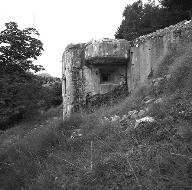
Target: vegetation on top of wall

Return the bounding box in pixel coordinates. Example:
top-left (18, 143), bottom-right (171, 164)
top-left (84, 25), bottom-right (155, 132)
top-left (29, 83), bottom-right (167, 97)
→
top-left (133, 19), bottom-right (192, 46)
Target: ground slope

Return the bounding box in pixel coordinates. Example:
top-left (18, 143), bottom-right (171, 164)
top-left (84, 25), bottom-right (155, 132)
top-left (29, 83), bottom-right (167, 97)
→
top-left (1, 43), bottom-right (192, 190)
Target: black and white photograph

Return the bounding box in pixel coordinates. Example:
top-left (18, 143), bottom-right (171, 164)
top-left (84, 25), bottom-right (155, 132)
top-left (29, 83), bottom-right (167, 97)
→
top-left (1, 0), bottom-right (192, 189)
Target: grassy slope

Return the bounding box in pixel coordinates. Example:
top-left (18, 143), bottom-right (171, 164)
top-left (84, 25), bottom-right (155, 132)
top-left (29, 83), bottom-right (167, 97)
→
top-left (1, 43), bottom-right (192, 190)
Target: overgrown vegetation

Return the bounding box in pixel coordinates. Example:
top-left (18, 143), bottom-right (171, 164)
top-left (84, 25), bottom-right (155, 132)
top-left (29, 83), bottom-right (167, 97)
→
top-left (0, 22), bottom-right (62, 129)
top-left (1, 40), bottom-right (192, 189)
top-left (1, 4), bottom-right (192, 188)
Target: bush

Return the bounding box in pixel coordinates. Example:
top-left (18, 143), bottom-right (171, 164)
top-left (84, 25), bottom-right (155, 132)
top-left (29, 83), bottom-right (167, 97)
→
top-left (41, 81), bottom-right (62, 110)
top-left (0, 73), bottom-right (43, 129)
top-left (0, 73), bottom-right (62, 129)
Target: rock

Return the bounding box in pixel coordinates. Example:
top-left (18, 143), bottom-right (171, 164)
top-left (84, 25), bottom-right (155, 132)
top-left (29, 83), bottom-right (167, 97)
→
top-left (131, 113), bottom-right (138, 120)
top-left (111, 115), bottom-right (121, 122)
top-left (128, 110), bottom-right (138, 117)
top-left (152, 77), bottom-right (164, 87)
top-left (184, 20), bottom-right (191, 25)
top-left (127, 110), bottom-right (139, 119)
top-left (71, 129), bottom-right (83, 139)
top-left (144, 96), bottom-right (152, 101)
top-left (164, 74), bottom-right (171, 80)
top-left (134, 116), bottom-right (155, 128)
top-left (120, 115), bottom-right (128, 121)
top-left (138, 109), bottom-right (146, 118)
top-left (103, 116), bottom-right (109, 121)
top-left (145, 98), bottom-right (155, 105)
top-left (154, 98), bottom-right (163, 104)
top-left (122, 115), bottom-right (127, 120)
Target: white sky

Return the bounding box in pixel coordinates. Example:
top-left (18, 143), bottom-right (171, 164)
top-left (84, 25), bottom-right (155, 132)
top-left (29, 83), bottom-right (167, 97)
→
top-left (0, 0), bottom-right (149, 77)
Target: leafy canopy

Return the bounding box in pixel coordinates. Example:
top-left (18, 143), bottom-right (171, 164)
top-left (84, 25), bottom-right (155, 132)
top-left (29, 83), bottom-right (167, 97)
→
top-left (159, 0), bottom-right (192, 12)
top-left (0, 22), bottom-right (44, 74)
top-left (115, 0), bottom-right (192, 41)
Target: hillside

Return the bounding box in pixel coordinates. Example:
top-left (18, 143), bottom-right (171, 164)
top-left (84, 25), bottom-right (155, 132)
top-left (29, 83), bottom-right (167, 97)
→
top-left (1, 41), bottom-right (192, 189)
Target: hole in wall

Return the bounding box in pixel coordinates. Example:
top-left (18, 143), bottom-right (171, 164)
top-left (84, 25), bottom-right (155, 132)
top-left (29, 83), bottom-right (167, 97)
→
top-left (101, 73), bottom-right (111, 83)
top-left (99, 68), bottom-right (115, 84)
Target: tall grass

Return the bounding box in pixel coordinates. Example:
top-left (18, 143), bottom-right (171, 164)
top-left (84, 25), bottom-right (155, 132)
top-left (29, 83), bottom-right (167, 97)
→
top-left (1, 42), bottom-right (192, 189)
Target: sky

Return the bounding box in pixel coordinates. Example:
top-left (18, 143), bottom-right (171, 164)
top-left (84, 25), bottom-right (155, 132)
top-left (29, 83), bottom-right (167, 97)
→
top-left (0, 0), bottom-right (149, 77)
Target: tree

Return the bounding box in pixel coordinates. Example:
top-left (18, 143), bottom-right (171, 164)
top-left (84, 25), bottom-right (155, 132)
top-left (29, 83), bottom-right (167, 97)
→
top-left (159, 0), bottom-right (192, 11)
top-left (0, 73), bottom-right (43, 128)
top-left (0, 22), bottom-right (44, 74)
top-left (115, 0), bottom-right (143, 41)
top-left (0, 22), bottom-right (44, 129)
top-left (115, 0), bottom-right (191, 42)
top-left (159, 0), bottom-right (192, 19)
top-left (115, 1), bottom-right (167, 41)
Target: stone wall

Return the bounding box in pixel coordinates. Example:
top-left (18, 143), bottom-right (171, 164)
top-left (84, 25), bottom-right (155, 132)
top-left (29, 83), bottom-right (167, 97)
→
top-left (128, 20), bottom-right (192, 92)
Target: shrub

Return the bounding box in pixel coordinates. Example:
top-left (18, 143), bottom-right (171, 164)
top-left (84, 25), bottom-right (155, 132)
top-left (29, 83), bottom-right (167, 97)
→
top-left (0, 73), bottom-right (43, 129)
top-left (41, 81), bottom-right (62, 110)
top-left (0, 73), bottom-right (62, 129)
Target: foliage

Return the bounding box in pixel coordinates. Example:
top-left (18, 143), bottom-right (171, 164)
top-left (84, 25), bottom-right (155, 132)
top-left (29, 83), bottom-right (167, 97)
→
top-left (1, 84), bottom-right (192, 190)
top-left (0, 115), bottom-right (63, 190)
top-left (115, 0), bottom-right (191, 41)
top-left (159, 0), bottom-right (192, 12)
top-left (0, 73), bottom-right (62, 129)
top-left (115, 0), bottom-right (143, 40)
top-left (159, 0), bottom-right (192, 20)
top-left (0, 22), bottom-right (63, 129)
top-left (2, 34), bottom-right (192, 190)
top-left (0, 22), bottom-right (46, 129)
top-left (40, 80), bottom-right (62, 110)
top-left (0, 73), bottom-right (42, 129)
top-left (0, 22), bottom-right (44, 74)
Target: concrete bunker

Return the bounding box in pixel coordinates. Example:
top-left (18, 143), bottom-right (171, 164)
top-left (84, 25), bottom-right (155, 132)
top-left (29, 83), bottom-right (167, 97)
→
top-left (62, 20), bottom-right (192, 118)
top-left (62, 38), bottom-right (131, 117)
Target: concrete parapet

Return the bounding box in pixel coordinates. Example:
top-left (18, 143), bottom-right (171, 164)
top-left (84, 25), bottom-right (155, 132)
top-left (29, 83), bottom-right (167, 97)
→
top-left (84, 38), bottom-right (130, 64)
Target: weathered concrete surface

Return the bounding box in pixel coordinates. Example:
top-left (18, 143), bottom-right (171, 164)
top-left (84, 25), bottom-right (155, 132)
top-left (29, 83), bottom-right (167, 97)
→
top-left (85, 38), bottom-right (130, 64)
top-left (128, 20), bottom-right (192, 92)
top-left (84, 65), bottom-right (126, 95)
top-left (62, 39), bottom-right (130, 118)
top-left (62, 43), bottom-right (85, 117)
top-left (62, 20), bottom-right (192, 118)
